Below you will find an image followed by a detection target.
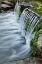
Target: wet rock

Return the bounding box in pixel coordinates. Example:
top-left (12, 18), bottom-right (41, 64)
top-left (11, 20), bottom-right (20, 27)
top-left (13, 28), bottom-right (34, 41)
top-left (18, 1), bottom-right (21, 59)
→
top-left (1, 4), bottom-right (11, 8)
top-left (37, 34), bottom-right (42, 49)
top-left (3, 57), bottom-right (42, 64)
top-left (2, 0), bottom-right (14, 6)
top-left (0, 3), bottom-right (14, 11)
top-left (0, 0), bottom-right (14, 11)
top-left (18, 2), bottom-right (34, 12)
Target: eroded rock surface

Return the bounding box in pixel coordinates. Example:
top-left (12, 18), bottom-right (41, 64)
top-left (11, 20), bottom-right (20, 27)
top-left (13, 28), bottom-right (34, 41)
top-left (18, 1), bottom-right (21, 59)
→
top-left (37, 34), bottom-right (42, 49)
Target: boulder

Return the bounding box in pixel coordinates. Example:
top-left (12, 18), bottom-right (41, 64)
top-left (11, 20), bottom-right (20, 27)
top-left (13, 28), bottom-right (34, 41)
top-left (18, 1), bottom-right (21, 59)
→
top-left (0, 0), bottom-right (14, 11)
top-left (1, 3), bottom-right (14, 11)
top-left (37, 34), bottom-right (42, 49)
top-left (1, 4), bottom-right (11, 8)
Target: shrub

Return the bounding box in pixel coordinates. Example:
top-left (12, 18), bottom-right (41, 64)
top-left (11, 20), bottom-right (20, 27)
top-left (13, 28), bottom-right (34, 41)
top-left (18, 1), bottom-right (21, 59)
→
top-left (33, 20), bottom-right (42, 32)
top-left (31, 1), bottom-right (42, 15)
top-left (30, 47), bottom-right (42, 57)
top-left (30, 22), bottom-right (42, 57)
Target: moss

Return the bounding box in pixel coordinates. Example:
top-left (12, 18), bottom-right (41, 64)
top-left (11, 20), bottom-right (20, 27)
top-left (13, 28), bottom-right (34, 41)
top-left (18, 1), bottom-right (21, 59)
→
top-left (30, 20), bottom-right (42, 57)
top-left (33, 20), bottom-right (42, 32)
top-left (18, 10), bottom-right (21, 17)
top-left (30, 29), bottom-right (42, 57)
top-left (31, 1), bottom-right (42, 15)
top-left (30, 39), bottom-right (37, 47)
top-left (13, 0), bottom-right (18, 4)
top-left (30, 47), bottom-right (42, 57)
top-left (30, 29), bottom-right (42, 47)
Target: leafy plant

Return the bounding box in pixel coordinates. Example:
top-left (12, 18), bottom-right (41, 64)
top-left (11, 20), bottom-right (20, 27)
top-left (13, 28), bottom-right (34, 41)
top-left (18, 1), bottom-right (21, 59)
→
top-left (30, 47), bottom-right (42, 57)
top-left (30, 20), bottom-right (42, 57)
top-left (31, 1), bottom-right (42, 15)
top-left (33, 20), bottom-right (42, 32)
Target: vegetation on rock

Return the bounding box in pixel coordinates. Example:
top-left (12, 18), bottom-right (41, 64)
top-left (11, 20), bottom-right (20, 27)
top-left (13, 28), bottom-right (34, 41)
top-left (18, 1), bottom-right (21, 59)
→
top-left (31, 1), bottom-right (42, 15)
top-left (30, 20), bottom-right (42, 57)
top-left (23, 0), bottom-right (42, 58)
top-left (13, 0), bottom-right (17, 4)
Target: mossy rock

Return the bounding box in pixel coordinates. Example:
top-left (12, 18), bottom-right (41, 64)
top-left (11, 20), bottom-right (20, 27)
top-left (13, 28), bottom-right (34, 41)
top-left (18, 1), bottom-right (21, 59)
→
top-left (30, 19), bottom-right (42, 57)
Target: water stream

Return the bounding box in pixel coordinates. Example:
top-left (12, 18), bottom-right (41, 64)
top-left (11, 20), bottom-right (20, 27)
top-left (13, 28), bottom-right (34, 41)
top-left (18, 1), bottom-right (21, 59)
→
top-left (0, 2), bottom-right (40, 63)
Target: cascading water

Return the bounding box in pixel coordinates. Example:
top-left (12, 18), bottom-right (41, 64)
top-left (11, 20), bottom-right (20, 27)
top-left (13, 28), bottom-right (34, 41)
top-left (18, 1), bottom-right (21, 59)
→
top-left (21, 8), bottom-right (40, 33)
top-left (0, 2), bottom-right (40, 63)
top-left (14, 2), bottom-right (21, 18)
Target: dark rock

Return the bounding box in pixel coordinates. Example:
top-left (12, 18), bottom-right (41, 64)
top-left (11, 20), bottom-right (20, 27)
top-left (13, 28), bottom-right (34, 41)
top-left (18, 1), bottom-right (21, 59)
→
top-left (18, 2), bottom-right (34, 12)
top-left (1, 4), bottom-right (11, 8)
top-left (0, 0), bottom-right (14, 11)
top-left (0, 8), bottom-right (1, 12)
top-left (1, 4), bottom-right (14, 11)
top-left (18, 0), bottom-right (22, 4)
top-left (1, 0), bottom-right (14, 6)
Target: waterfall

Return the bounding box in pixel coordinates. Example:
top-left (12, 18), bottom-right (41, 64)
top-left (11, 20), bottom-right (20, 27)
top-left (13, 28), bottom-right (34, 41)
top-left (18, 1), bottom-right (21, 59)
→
top-left (14, 2), bottom-right (21, 18)
top-left (0, 2), bottom-right (40, 63)
top-left (18, 8), bottom-right (40, 59)
top-left (19, 8), bottom-right (40, 33)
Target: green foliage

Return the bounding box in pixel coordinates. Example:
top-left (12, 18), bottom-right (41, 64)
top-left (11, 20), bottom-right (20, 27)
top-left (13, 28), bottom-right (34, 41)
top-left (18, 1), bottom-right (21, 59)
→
top-left (23, 0), bottom-right (42, 2)
top-left (13, 0), bottom-right (18, 4)
top-left (30, 39), bottom-right (37, 47)
top-left (33, 20), bottom-right (42, 32)
top-left (30, 47), bottom-right (42, 57)
top-left (30, 29), bottom-right (42, 47)
top-left (30, 20), bottom-right (42, 57)
top-left (23, 0), bottom-right (29, 2)
top-left (18, 10), bottom-right (21, 17)
top-left (31, 1), bottom-right (42, 15)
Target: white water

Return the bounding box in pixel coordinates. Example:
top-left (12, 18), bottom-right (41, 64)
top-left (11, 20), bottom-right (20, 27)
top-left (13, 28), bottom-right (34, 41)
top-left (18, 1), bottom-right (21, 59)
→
top-left (0, 9), bottom-right (31, 64)
top-left (0, 2), bottom-right (40, 63)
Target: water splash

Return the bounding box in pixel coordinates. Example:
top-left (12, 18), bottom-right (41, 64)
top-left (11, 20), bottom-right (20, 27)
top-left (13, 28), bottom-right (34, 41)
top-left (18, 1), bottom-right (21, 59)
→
top-left (14, 2), bottom-right (21, 18)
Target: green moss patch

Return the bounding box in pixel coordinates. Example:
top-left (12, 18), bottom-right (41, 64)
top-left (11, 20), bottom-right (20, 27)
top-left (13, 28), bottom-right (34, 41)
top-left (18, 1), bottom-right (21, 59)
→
top-left (30, 29), bottom-right (42, 57)
top-left (18, 10), bottom-right (21, 17)
top-left (31, 1), bottom-right (42, 15)
top-left (13, 0), bottom-right (17, 4)
top-left (30, 20), bottom-right (42, 57)
top-left (33, 20), bottom-right (42, 32)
